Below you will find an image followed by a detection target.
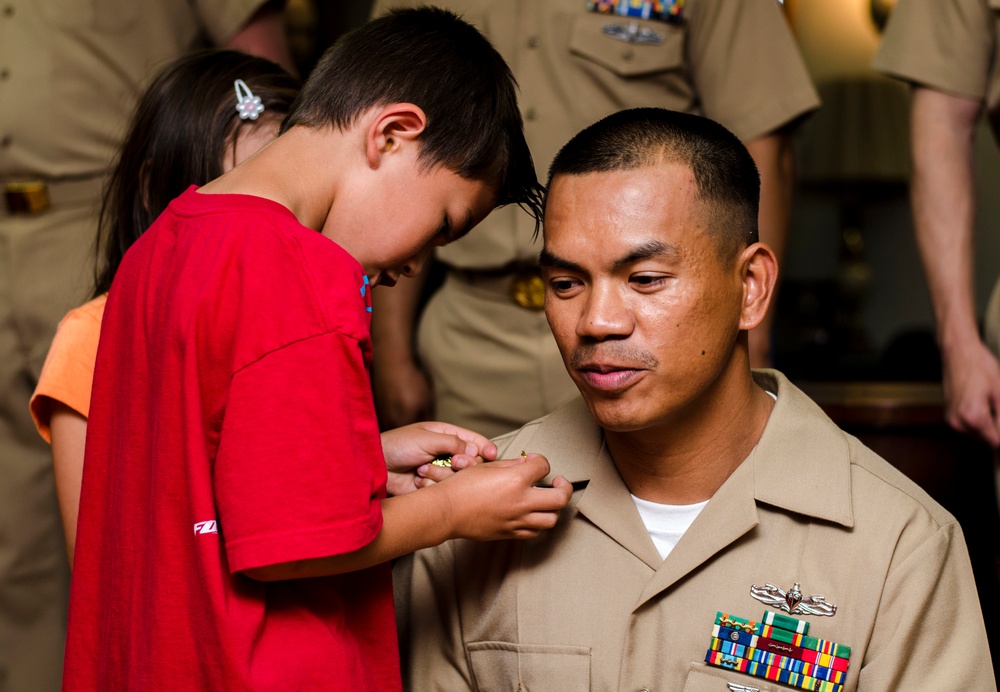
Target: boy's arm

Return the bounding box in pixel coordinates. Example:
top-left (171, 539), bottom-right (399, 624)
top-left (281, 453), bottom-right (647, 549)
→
top-left (243, 454), bottom-right (571, 581)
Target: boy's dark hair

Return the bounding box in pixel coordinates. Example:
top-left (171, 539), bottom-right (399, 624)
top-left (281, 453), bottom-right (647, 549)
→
top-left (547, 108), bottom-right (760, 260)
top-left (93, 50), bottom-right (300, 297)
top-left (282, 7), bottom-right (543, 227)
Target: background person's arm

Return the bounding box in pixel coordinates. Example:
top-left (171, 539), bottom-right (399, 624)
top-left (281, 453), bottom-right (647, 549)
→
top-left (224, 0), bottom-right (297, 74)
top-left (910, 85), bottom-right (1000, 446)
top-left (746, 129), bottom-right (794, 367)
top-left (371, 268), bottom-right (434, 429)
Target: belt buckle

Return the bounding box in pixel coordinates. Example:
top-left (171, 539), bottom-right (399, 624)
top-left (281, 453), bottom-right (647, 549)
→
top-left (508, 269), bottom-right (545, 310)
top-left (3, 180), bottom-right (50, 215)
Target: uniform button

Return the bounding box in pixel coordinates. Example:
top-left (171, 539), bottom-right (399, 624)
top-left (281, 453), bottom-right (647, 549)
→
top-left (1, 135), bottom-right (11, 147)
top-left (527, 36), bottom-right (539, 48)
top-left (621, 48), bottom-right (635, 60)
top-left (0, 68), bottom-right (9, 81)
top-left (525, 107), bottom-right (537, 121)
top-left (2, 5), bottom-right (13, 18)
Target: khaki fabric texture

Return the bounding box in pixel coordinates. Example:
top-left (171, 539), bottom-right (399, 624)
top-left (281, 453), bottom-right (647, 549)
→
top-left (373, 0), bottom-right (819, 269)
top-left (0, 1), bottom-right (267, 689)
top-left (397, 371), bottom-right (996, 691)
top-left (873, 0), bottom-right (1000, 138)
top-left (0, 0), bottom-right (265, 179)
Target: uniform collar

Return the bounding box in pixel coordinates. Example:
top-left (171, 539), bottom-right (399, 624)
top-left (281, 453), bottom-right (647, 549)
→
top-left (496, 369), bottom-right (854, 528)
top-left (748, 370), bottom-right (854, 528)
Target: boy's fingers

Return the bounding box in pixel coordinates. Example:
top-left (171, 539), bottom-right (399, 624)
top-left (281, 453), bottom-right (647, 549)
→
top-left (417, 421), bottom-right (497, 460)
top-left (417, 463), bottom-right (454, 483)
top-left (449, 454), bottom-right (485, 470)
top-left (529, 479), bottom-right (573, 511)
top-left (490, 452), bottom-right (550, 476)
top-left (516, 510), bottom-right (562, 532)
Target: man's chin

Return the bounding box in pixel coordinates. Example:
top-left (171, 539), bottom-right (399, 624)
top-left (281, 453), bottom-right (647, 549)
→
top-left (581, 395), bottom-right (650, 433)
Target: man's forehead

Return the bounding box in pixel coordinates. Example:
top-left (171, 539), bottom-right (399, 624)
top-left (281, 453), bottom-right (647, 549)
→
top-left (543, 164), bottom-right (701, 251)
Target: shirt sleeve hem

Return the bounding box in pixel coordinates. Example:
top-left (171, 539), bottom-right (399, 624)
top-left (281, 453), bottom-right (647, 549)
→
top-left (226, 506), bottom-right (383, 574)
top-left (725, 87), bottom-right (821, 143)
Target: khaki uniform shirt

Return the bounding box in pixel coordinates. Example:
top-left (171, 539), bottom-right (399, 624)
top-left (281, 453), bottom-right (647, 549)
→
top-left (873, 0), bottom-right (1000, 138)
top-left (398, 371), bottom-right (995, 691)
top-left (0, 0), bottom-right (266, 180)
top-left (371, 0), bottom-right (819, 269)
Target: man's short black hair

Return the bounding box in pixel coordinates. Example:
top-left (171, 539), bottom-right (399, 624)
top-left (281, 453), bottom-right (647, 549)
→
top-left (283, 6), bottom-right (543, 225)
top-left (547, 108), bottom-right (760, 259)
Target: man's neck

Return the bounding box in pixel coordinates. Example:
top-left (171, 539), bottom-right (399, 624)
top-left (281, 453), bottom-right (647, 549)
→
top-left (605, 365), bottom-right (773, 505)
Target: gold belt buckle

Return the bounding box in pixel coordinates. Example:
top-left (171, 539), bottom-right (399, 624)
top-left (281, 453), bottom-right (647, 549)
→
top-left (509, 269), bottom-right (545, 310)
top-left (4, 180), bottom-right (50, 215)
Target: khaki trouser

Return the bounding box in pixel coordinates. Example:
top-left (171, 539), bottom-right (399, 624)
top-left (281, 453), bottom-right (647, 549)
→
top-left (0, 196), bottom-right (96, 692)
top-left (417, 272), bottom-right (579, 440)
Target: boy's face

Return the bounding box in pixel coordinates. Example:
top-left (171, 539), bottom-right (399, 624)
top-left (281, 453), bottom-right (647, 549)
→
top-left (328, 151), bottom-right (497, 288)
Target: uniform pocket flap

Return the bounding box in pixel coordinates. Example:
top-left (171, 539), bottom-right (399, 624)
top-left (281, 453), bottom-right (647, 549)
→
top-left (683, 661), bottom-right (777, 691)
top-left (569, 13), bottom-right (684, 78)
top-left (467, 641), bottom-right (591, 691)
top-left (989, 0), bottom-right (1000, 10)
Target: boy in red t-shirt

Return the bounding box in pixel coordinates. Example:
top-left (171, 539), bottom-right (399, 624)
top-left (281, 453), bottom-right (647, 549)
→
top-left (63, 9), bottom-right (572, 691)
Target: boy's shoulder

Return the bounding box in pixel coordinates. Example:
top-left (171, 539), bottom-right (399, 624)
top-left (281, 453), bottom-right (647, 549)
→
top-left (167, 187), bottom-right (365, 290)
top-left (143, 188), bottom-right (373, 349)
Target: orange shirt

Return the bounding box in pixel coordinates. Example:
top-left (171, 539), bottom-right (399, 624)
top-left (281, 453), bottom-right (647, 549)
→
top-left (30, 294), bottom-right (107, 443)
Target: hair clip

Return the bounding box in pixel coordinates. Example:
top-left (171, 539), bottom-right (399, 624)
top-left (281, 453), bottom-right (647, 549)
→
top-left (234, 79), bottom-right (264, 121)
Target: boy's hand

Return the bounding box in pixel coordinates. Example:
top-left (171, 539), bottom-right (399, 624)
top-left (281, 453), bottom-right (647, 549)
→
top-left (381, 421), bottom-right (498, 496)
top-left (438, 453), bottom-right (573, 541)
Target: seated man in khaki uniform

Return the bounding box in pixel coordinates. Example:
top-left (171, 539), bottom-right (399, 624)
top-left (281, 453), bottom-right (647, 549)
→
top-left (396, 109), bottom-right (995, 691)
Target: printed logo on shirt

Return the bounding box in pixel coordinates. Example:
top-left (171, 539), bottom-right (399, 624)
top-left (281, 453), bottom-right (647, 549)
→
top-left (194, 520), bottom-right (218, 535)
top-left (360, 275), bottom-right (372, 313)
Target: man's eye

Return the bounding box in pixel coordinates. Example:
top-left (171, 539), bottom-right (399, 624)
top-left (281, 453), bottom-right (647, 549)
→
top-left (549, 278), bottom-right (579, 292)
top-left (630, 274), bottom-right (667, 288)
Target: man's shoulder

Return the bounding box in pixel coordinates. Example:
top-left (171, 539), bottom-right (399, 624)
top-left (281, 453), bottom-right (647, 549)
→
top-left (758, 370), bottom-right (957, 532)
top-left (492, 397), bottom-right (603, 483)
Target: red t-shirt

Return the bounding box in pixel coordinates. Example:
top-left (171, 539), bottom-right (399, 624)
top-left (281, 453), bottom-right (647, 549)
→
top-left (63, 188), bottom-right (400, 691)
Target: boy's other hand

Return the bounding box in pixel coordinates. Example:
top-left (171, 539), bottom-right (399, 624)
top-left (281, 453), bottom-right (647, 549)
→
top-left (381, 421), bottom-right (498, 496)
top-left (439, 453), bottom-right (573, 541)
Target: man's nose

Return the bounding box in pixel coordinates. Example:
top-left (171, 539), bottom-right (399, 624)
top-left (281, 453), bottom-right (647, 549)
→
top-left (577, 283), bottom-right (633, 340)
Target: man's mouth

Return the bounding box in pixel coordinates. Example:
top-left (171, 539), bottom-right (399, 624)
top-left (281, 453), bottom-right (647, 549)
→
top-left (575, 363), bottom-right (645, 392)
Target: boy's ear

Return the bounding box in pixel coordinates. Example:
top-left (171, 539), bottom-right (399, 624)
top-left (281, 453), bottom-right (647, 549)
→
top-left (366, 103), bottom-right (428, 168)
top-left (737, 242), bottom-right (778, 332)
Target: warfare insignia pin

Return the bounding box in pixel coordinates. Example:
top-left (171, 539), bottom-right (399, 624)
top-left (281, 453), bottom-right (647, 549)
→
top-left (750, 582), bottom-right (838, 617)
top-left (602, 21), bottom-right (664, 44)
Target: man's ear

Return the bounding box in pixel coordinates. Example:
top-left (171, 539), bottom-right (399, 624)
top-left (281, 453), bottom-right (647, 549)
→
top-left (365, 103), bottom-right (428, 168)
top-left (737, 242), bottom-right (778, 331)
